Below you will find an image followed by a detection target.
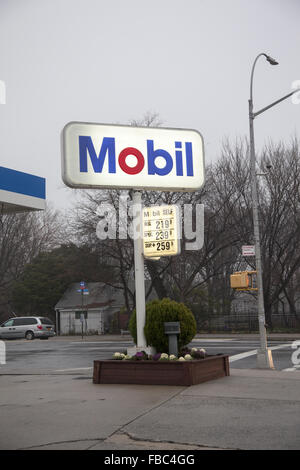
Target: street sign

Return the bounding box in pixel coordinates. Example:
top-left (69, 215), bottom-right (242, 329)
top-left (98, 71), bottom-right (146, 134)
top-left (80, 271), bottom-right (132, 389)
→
top-left (242, 245), bottom-right (255, 256)
top-left (78, 284), bottom-right (89, 294)
top-left (61, 122), bottom-right (205, 192)
top-left (142, 205), bottom-right (181, 258)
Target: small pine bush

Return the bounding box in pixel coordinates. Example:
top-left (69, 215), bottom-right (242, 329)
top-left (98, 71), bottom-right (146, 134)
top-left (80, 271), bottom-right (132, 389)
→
top-left (129, 298), bottom-right (197, 353)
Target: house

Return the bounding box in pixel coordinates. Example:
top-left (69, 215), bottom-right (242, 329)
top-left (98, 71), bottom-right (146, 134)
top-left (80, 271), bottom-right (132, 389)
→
top-left (54, 281), bottom-right (158, 335)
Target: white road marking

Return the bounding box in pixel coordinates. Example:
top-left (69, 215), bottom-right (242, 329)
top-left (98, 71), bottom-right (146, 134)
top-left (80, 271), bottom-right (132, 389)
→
top-left (191, 339), bottom-right (238, 342)
top-left (85, 347), bottom-right (125, 351)
top-left (229, 343), bottom-right (292, 363)
top-left (270, 343), bottom-right (292, 350)
top-left (229, 349), bottom-right (258, 362)
top-left (54, 367), bottom-right (93, 372)
top-left (69, 341), bottom-right (132, 345)
top-left (283, 365), bottom-right (300, 372)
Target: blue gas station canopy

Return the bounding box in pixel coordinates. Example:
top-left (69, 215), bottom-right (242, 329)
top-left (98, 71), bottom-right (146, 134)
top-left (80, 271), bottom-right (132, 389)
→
top-left (0, 166), bottom-right (46, 213)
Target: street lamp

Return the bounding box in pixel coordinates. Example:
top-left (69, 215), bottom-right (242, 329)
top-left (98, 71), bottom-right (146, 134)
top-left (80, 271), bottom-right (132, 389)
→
top-left (249, 53), bottom-right (300, 368)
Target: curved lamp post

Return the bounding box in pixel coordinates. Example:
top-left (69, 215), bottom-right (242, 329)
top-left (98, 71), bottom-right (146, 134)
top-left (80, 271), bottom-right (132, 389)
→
top-left (249, 53), bottom-right (300, 368)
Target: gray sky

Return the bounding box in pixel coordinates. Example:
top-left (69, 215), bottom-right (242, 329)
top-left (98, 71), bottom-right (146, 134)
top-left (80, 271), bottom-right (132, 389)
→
top-left (1, 0), bottom-right (300, 210)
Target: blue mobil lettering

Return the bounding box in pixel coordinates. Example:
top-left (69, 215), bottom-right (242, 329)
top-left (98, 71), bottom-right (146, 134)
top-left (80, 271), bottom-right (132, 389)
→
top-left (78, 136), bottom-right (194, 176)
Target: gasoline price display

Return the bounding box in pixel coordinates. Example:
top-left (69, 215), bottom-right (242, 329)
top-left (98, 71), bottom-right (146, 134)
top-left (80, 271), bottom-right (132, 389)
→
top-left (142, 205), bottom-right (181, 258)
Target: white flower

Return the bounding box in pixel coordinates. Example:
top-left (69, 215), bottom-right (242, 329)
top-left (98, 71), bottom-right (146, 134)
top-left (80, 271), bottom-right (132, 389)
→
top-left (123, 354), bottom-right (132, 360)
top-left (184, 354), bottom-right (192, 360)
top-left (199, 348), bottom-right (206, 354)
top-left (113, 352), bottom-right (125, 359)
top-left (178, 356), bottom-right (186, 361)
top-left (191, 347), bottom-right (198, 352)
top-left (160, 353), bottom-right (169, 359)
top-left (169, 355), bottom-right (177, 360)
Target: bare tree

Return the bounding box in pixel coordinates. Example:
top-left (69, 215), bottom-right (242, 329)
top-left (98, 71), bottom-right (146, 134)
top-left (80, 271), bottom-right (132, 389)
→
top-left (0, 204), bottom-right (65, 319)
top-left (258, 139), bottom-right (300, 325)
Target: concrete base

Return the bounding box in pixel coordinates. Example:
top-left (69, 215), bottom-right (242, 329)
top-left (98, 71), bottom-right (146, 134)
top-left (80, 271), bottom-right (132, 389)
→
top-left (127, 346), bottom-right (156, 356)
top-left (256, 348), bottom-right (274, 369)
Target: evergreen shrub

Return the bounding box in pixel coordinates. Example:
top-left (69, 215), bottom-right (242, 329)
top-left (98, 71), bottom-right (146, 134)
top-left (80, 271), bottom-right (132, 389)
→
top-left (128, 298), bottom-right (197, 353)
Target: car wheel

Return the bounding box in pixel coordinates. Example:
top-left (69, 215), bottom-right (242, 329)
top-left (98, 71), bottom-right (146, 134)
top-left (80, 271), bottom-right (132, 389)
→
top-left (25, 331), bottom-right (35, 340)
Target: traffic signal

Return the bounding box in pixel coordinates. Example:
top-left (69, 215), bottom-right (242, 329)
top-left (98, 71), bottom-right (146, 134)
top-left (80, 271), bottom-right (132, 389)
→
top-left (230, 271), bottom-right (257, 290)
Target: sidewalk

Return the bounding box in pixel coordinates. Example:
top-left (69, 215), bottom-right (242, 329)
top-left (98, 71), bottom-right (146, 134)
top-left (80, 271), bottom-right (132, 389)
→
top-left (0, 366), bottom-right (299, 450)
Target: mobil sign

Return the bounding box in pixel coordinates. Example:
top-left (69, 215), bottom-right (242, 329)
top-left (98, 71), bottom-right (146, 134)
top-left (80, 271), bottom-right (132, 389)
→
top-left (61, 122), bottom-right (205, 191)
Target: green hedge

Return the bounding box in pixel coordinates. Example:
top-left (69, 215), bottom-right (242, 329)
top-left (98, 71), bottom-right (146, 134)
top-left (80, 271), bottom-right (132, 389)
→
top-left (129, 298), bottom-right (197, 353)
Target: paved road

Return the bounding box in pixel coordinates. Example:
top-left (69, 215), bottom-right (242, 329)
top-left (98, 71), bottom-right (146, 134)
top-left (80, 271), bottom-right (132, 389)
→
top-left (1, 335), bottom-right (299, 374)
top-left (193, 338), bottom-right (300, 371)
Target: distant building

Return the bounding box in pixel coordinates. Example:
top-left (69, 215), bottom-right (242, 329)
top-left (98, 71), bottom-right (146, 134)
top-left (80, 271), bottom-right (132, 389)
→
top-left (54, 282), bottom-right (158, 335)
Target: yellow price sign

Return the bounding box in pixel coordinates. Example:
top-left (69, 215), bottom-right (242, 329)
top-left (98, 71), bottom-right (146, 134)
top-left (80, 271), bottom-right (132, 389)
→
top-left (142, 205), bottom-right (181, 258)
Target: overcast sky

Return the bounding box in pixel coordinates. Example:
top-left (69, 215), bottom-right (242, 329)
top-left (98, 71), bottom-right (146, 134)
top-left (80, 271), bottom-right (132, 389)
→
top-left (1, 0), bottom-right (300, 211)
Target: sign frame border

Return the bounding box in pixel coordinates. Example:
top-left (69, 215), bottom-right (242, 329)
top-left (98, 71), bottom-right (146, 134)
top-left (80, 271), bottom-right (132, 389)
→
top-left (61, 121), bottom-right (205, 192)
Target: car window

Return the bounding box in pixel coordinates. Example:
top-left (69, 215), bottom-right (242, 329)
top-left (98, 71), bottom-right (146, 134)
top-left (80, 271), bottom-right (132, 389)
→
top-left (2, 319), bottom-right (14, 327)
top-left (13, 318), bottom-right (26, 326)
top-left (13, 318), bottom-right (37, 326)
top-left (40, 317), bottom-right (53, 325)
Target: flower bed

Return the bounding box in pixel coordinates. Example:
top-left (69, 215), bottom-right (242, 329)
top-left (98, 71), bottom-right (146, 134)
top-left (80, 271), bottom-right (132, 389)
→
top-left (93, 348), bottom-right (230, 386)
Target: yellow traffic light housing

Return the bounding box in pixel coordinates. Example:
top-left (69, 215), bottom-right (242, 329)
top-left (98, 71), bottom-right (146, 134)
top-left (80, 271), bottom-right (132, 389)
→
top-left (230, 271), bottom-right (257, 291)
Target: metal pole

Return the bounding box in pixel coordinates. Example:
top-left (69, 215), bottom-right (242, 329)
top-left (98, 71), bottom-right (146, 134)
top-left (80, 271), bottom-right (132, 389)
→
top-left (81, 290), bottom-right (84, 340)
top-left (132, 191), bottom-right (147, 348)
top-left (249, 98), bottom-right (274, 369)
top-left (253, 89), bottom-right (299, 118)
top-left (248, 52), bottom-right (300, 366)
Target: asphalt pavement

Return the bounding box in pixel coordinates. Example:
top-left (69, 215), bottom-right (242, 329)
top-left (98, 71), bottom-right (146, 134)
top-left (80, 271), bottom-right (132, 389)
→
top-left (2, 333), bottom-right (300, 373)
top-left (0, 333), bottom-right (300, 450)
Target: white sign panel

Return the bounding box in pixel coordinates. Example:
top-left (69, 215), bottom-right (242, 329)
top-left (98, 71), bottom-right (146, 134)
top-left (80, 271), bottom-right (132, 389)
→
top-left (61, 122), bottom-right (205, 192)
top-left (242, 245), bottom-right (255, 256)
top-left (143, 205), bottom-right (180, 258)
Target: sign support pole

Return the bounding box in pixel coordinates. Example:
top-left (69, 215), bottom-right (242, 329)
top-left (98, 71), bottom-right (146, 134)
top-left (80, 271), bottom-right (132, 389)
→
top-left (132, 191), bottom-right (147, 349)
top-left (127, 192), bottom-right (155, 356)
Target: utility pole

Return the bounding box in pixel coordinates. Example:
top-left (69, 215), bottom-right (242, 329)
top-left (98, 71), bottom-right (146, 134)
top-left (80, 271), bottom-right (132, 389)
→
top-left (248, 97), bottom-right (273, 368)
top-left (248, 52), bottom-right (300, 368)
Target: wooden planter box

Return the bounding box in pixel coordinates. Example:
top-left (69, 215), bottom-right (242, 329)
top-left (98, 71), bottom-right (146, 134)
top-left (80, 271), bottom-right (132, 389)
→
top-left (93, 355), bottom-right (229, 386)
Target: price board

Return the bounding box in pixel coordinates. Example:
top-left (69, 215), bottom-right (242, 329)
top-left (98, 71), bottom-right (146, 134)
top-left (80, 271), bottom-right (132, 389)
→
top-left (142, 205), bottom-right (181, 258)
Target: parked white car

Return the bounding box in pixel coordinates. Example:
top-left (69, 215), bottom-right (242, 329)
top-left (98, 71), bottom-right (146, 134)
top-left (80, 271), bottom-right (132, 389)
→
top-left (0, 317), bottom-right (56, 340)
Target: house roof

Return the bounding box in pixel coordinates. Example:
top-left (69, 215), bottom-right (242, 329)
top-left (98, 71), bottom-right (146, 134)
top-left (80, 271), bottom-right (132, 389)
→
top-left (54, 282), bottom-right (124, 311)
top-left (54, 281), bottom-right (158, 311)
